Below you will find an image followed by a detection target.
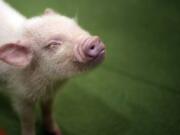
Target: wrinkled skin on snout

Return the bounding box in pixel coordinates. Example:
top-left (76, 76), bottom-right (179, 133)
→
top-left (0, 9), bottom-right (106, 135)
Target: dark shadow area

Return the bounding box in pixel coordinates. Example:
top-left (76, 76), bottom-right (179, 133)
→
top-left (0, 93), bottom-right (20, 135)
top-left (55, 86), bottom-right (130, 135)
top-left (127, 102), bottom-right (180, 135)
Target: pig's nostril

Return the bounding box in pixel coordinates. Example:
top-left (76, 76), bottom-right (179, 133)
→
top-left (86, 44), bottom-right (98, 57)
top-left (90, 45), bottom-right (95, 50)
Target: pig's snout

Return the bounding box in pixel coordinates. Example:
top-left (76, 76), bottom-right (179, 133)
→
top-left (74, 36), bottom-right (105, 64)
top-left (83, 36), bottom-right (105, 58)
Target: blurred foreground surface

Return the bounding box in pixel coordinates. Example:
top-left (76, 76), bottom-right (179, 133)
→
top-left (0, 0), bottom-right (180, 135)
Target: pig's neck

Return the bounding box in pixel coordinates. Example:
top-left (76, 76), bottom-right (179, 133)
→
top-left (7, 66), bottom-right (66, 102)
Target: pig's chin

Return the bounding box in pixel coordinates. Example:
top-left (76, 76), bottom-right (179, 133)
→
top-left (50, 56), bottom-right (104, 80)
top-left (74, 52), bottom-right (105, 72)
top-left (87, 50), bottom-right (105, 66)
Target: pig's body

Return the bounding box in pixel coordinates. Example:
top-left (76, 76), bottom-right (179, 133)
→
top-left (0, 0), bottom-right (25, 44)
top-left (0, 1), bottom-right (105, 135)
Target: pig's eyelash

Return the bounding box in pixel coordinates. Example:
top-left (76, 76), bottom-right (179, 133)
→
top-left (44, 40), bottom-right (62, 50)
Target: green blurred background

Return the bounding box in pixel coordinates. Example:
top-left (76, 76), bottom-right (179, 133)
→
top-left (0, 0), bottom-right (180, 135)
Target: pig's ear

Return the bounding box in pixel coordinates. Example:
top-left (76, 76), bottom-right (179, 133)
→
top-left (0, 43), bottom-right (33, 68)
top-left (44, 8), bottom-right (57, 15)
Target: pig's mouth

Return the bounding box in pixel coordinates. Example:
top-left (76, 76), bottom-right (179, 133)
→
top-left (87, 49), bottom-right (105, 65)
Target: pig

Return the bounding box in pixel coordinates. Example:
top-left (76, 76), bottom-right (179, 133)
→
top-left (0, 0), bottom-right (105, 135)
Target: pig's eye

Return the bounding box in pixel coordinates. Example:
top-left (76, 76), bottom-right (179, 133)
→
top-left (44, 41), bottom-right (62, 50)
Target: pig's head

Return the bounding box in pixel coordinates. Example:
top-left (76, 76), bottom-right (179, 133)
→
top-left (0, 9), bottom-right (105, 79)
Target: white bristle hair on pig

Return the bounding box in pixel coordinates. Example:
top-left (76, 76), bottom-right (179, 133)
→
top-left (0, 0), bottom-right (106, 135)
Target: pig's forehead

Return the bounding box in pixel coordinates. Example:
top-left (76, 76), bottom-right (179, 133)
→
top-left (24, 15), bottom-right (90, 43)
